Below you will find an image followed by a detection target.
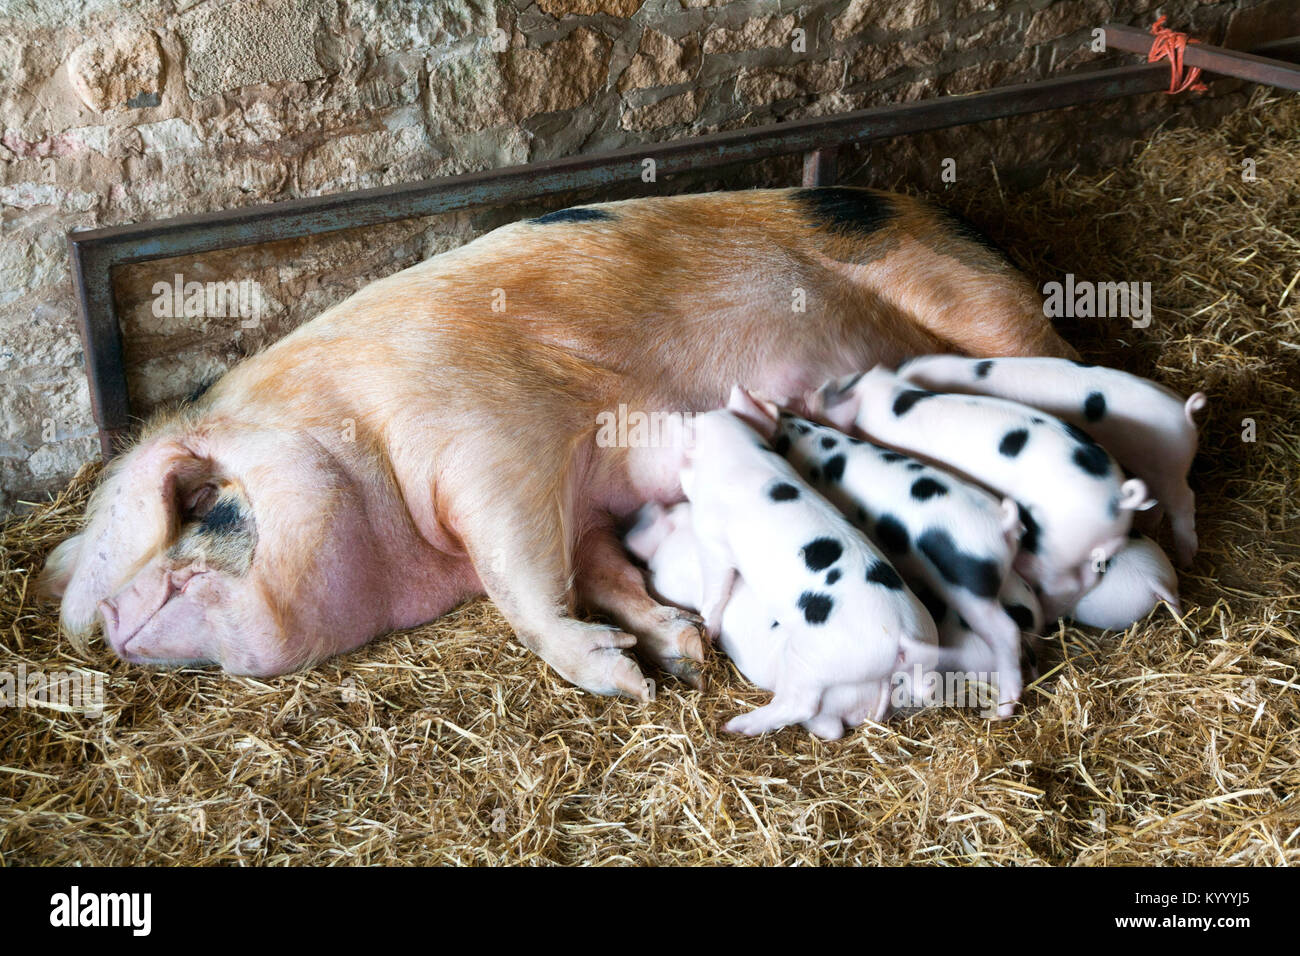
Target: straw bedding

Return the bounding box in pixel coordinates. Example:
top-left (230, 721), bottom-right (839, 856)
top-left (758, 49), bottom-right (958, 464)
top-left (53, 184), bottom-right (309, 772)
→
top-left (2, 91), bottom-right (1297, 866)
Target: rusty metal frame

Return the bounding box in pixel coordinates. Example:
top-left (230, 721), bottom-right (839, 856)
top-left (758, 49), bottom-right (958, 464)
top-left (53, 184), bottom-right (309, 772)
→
top-left (66, 33), bottom-right (1300, 458)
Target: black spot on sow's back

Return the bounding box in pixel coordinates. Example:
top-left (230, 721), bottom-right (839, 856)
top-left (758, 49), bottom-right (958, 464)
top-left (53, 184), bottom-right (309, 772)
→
top-left (530, 206), bottom-right (613, 225)
top-left (794, 187), bottom-right (897, 239)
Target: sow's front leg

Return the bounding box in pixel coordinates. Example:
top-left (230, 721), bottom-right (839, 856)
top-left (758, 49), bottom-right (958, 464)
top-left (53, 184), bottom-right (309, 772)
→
top-left (574, 522), bottom-right (707, 689)
top-left (449, 455), bottom-right (656, 702)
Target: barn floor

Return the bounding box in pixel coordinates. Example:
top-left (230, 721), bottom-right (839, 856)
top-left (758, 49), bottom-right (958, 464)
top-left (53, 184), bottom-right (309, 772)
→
top-left (2, 92), bottom-right (1298, 866)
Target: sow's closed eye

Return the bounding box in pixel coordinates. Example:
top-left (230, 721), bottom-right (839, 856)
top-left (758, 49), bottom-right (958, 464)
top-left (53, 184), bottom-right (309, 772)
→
top-left (166, 485), bottom-right (258, 575)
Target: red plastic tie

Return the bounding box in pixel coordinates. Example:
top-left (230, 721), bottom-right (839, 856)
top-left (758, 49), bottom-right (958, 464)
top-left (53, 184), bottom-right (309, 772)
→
top-left (1147, 15), bottom-right (1208, 95)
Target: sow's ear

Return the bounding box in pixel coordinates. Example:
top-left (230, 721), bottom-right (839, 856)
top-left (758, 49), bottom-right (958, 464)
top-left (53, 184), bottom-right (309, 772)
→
top-left (39, 437), bottom-right (214, 637)
top-left (725, 385), bottom-right (780, 439)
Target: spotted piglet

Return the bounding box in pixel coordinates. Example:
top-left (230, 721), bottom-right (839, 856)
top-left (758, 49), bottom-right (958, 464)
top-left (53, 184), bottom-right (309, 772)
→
top-left (897, 355), bottom-right (1206, 566)
top-left (1066, 532), bottom-right (1180, 630)
top-left (773, 412), bottom-right (1027, 716)
top-left (811, 367), bottom-right (1154, 622)
top-left (679, 387), bottom-right (939, 736)
top-left (625, 502), bottom-right (880, 739)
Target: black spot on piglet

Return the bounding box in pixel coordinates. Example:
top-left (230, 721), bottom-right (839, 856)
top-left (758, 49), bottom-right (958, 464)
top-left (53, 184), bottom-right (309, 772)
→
top-left (999, 428), bottom-right (1029, 458)
top-left (768, 481), bottom-right (800, 502)
top-left (802, 537), bottom-right (843, 572)
top-left (826, 568), bottom-right (842, 586)
top-left (892, 388), bottom-right (934, 416)
top-left (798, 591), bottom-right (834, 625)
top-left (1004, 603), bottom-right (1036, 632)
top-left (1018, 505), bottom-right (1040, 554)
top-left (874, 514), bottom-right (910, 556)
top-left (772, 433), bottom-right (792, 456)
top-left (1084, 391), bottom-right (1107, 422)
top-left (866, 561), bottom-right (904, 590)
top-left (911, 582), bottom-right (948, 625)
top-left (1072, 442), bottom-right (1111, 477)
top-left (917, 529), bottom-right (1000, 598)
top-left (910, 477), bottom-right (948, 501)
top-left (822, 454), bottom-right (846, 483)
top-left (820, 435), bottom-right (837, 450)
top-left (975, 360), bottom-right (994, 379)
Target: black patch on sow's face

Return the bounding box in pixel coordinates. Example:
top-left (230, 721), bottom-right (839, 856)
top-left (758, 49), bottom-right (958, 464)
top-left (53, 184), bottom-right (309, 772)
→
top-left (802, 537), bottom-right (843, 572)
top-left (794, 187), bottom-right (897, 238)
top-left (199, 499), bottom-right (242, 535)
top-left (530, 206), bottom-right (614, 225)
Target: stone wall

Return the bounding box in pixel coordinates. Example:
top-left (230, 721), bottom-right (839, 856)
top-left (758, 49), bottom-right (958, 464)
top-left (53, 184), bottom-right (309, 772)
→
top-left (1, 0), bottom-right (1294, 515)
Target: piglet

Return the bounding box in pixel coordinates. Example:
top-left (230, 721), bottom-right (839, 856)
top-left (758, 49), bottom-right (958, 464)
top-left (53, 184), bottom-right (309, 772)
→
top-left (773, 411), bottom-right (1027, 715)
top-left (679, 388), bottom-right (939, 735)
top-left (897, 355), bottom-right (1206, 566)
top-left (811, 367), bottom-right (1154, 622)
top-left (626, 503), bottom-right (868, 738)
top-left (1067, 532), bottom-right (1180, 630)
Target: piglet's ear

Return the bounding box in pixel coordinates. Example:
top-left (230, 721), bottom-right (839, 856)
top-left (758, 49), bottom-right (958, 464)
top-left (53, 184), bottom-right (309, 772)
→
top-left (42, 438), bottom-right (213, 638)
top-left (726, 385), bottom-right (779, 439)
top-left (808, 374), bottom-right (862, 432)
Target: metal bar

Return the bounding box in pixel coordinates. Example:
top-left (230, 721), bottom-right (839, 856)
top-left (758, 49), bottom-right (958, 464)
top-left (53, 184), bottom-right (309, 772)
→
top-left (70, 60), bottom-right (1181, 453)
top-left (1104, 23), bottom-right (1300, 91)
top-left (67, 239), bottom-right (129, 457)
top-left (802, 148), bottom-right (838, 187)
